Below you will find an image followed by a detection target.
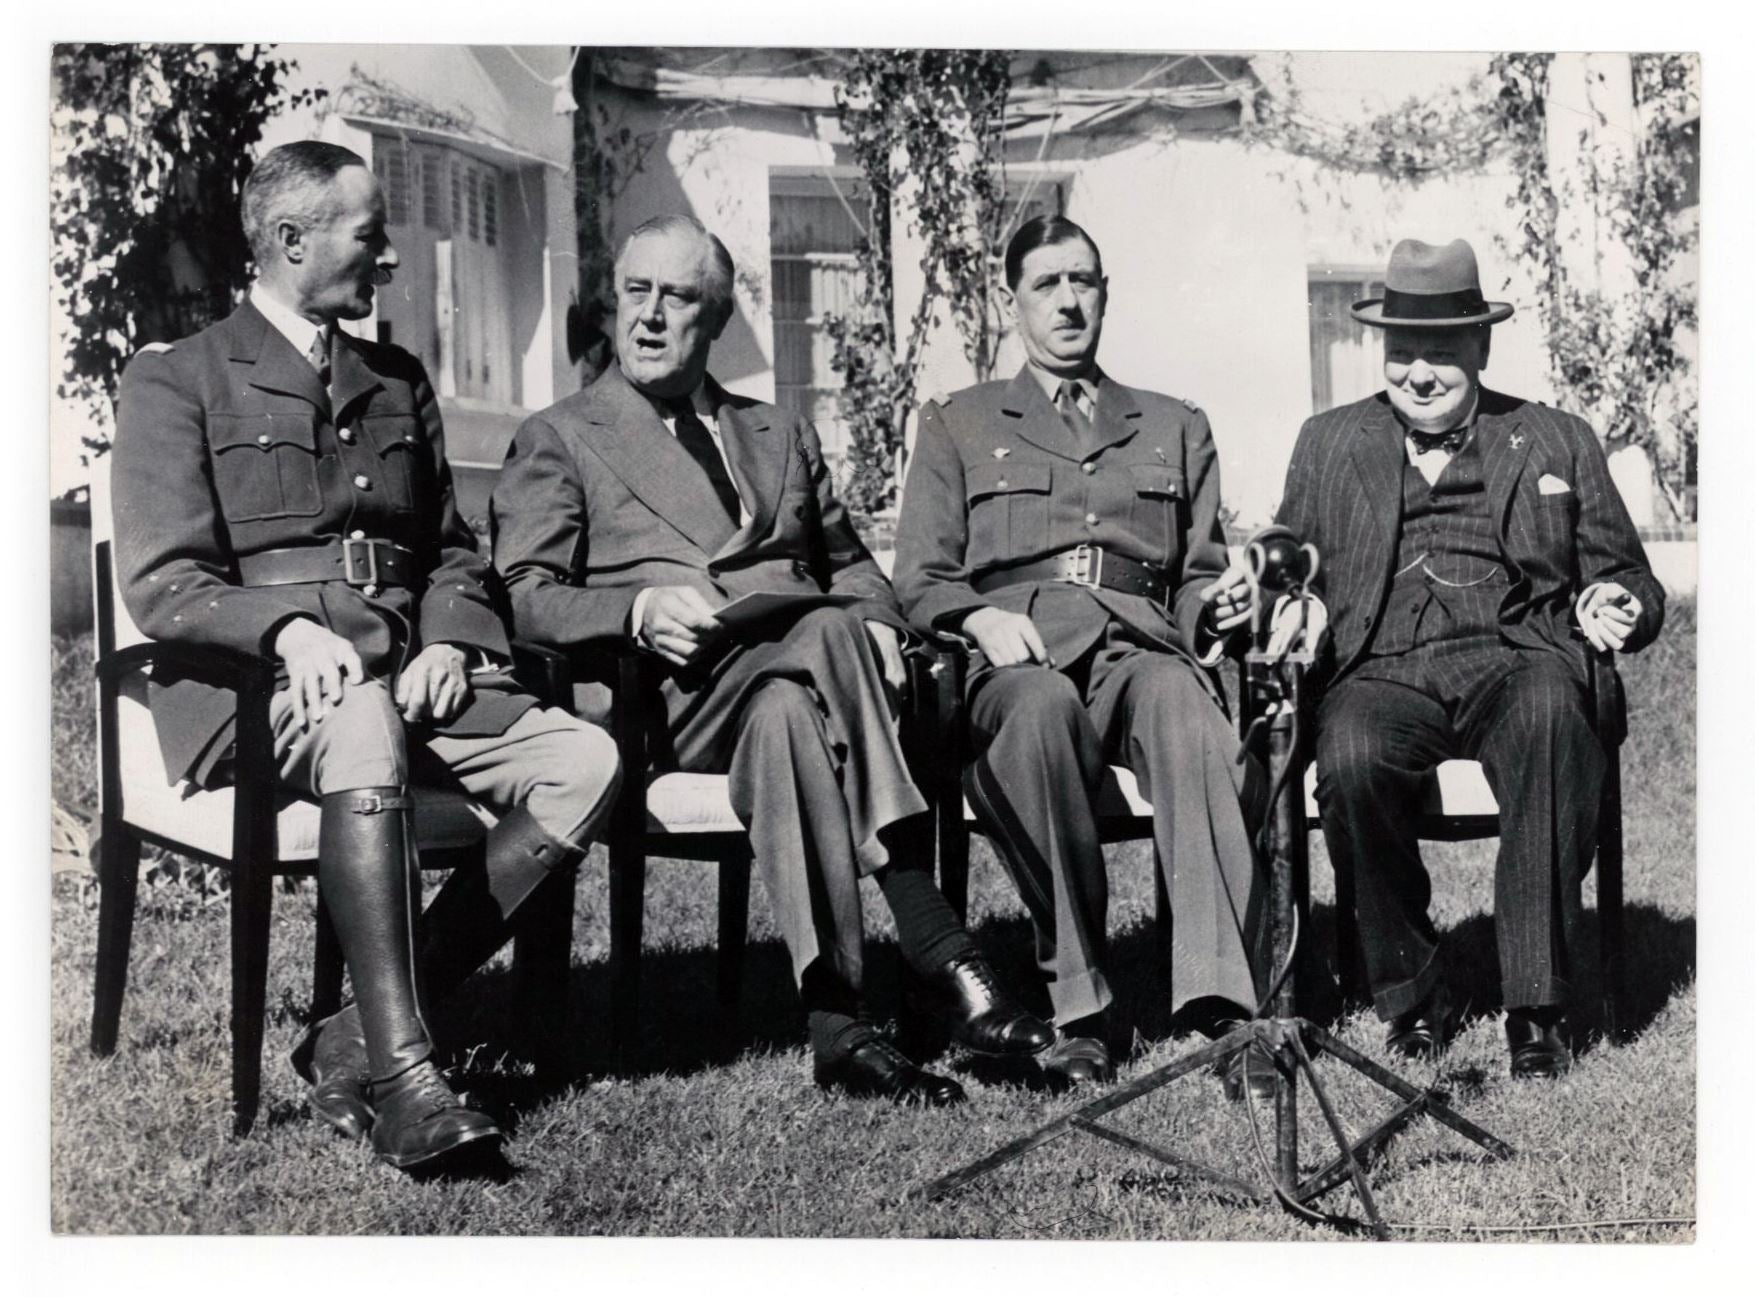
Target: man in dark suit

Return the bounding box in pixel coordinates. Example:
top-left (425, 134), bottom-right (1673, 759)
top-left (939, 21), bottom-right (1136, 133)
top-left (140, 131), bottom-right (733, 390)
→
top-left (1276, 237), bottom-right (1664, 1078)
top-left (491, 214), bottom-right (1050, 1106)
top-left (893, 216), bottom-right (1269, 1094)
top-left (113, 141), bottom-right (622, 1170)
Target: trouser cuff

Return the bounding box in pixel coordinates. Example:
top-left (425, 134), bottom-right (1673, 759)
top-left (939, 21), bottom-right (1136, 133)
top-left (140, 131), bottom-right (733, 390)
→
top-left (1371, 948), bottom-right (1445, 1022)
top-left (1047, 968), bottom-right (1113, 1027)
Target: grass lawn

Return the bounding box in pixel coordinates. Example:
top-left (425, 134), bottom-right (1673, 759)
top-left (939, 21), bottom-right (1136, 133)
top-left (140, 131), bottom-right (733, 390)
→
top-left (47, 603), bottom-right (1696, 1239)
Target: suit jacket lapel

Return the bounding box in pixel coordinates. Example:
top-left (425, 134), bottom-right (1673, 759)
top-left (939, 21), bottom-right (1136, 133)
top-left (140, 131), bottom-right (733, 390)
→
top-left (329, 332), bottom-right (384, 424)
top-left (1474, 389), bottom-right (1534, 529)
top-left (583, 367), bottom-right (740, 556)
top-left (1086, 375), bottom-right (1143, 454)
top-left (999, 367), bottom-right (1081, 460)
top-left (231, 302), bottom-right (330, 413)
top-left (710, 384), bottom-right (786, 560)
top-left (1348, 395), bottom-right (1406, 581)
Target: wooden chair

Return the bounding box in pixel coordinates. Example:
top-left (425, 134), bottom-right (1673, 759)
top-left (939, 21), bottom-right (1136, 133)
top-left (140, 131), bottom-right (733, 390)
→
top-left (520, 637), bottom-right (948, 1065)
top-left (1304, 649), bottom-right (1628, 1032)
top-left (86, 461), bottom-right (567, 1134)
top-left (512, 642), bottom-right (752, 1064)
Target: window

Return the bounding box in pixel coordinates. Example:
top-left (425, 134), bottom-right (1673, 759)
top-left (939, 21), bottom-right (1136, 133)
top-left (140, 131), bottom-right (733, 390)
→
top-left (372, 143), bottom-right (411, 226)
top-left (1307, 269), bottom-right (1386, 413)
top-left (418, 149), bottom-right (444, 231)
top-left (483, 171), bottom-right (498, 248)
top-left (770, 173), bottom-right (868, 457)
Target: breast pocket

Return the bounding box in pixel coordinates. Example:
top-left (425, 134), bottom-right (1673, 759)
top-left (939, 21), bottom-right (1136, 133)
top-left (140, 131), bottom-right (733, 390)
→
top-left (207, 413), bottom-right (322, 522)
top-left (361, 415), bottom-right (425, 513)
top-left (965, 461), bottom-right (1051, 560)
top-left (1128, 464), bottom-right (1187, 560)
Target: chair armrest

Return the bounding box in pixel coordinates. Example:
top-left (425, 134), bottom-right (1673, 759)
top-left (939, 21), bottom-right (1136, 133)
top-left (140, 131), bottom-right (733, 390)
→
top-left (509, 639), bottom-right (571, 708)
top-left (96, 639), bottom-right (278, 694)
top-left (1586, 647), bottom-right (1627, 750)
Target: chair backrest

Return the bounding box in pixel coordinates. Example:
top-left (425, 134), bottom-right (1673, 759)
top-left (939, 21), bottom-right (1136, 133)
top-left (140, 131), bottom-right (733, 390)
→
top-left (89, 456), bottom-right (149, 655)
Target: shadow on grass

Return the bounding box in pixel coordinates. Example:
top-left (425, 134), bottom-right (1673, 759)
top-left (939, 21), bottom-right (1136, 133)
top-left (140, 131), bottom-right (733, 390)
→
top-left (439, 887), bottom-right (1694, 1128)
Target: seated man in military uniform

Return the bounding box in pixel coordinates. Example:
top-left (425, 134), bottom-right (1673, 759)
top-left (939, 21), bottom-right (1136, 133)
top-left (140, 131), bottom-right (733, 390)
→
top-left (894, 216), bottom-right (1268, 1094)
top-left (113, 141), bottom-right (621, 1171)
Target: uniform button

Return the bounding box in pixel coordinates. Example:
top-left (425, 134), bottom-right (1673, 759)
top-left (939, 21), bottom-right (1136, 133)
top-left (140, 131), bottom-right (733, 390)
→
top-left (996, 479), bottom-right (1008, 489)
top-left (256, 433), bottom-right (270, 446)
top-left (1085, 512), bottom-right (1098, 526)
top-left (362, 583), bottom-right (379, 598)
top-left (168, 583), bottom-right (179, 593)
top-left (793, 504), bottom-right (807, 519)
top-left (350, 529), bottom-right (365, 540)
top-left (338, 427), bottom-right (356, 444)
top-left (404, 434), bottom-right (416, 444)
top-left (171, 615), bottom-right (181, 623)
top-left (208, 601), bottom-right (218, 609)
top-left (1081, 461), bottom-right (1096, 475)
top-left (353, 474), bottom-right (371, 489)
top-left (792, 560), bottom-right (810, 576)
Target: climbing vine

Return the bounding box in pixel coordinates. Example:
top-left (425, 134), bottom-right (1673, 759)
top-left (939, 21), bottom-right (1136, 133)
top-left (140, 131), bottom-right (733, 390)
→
top-left (50, 43), bottom-right (321, 457)
top-left (825, 48), bottom-right (1012, 512)
top-left (1246, 52), bottom-right (1697, 518)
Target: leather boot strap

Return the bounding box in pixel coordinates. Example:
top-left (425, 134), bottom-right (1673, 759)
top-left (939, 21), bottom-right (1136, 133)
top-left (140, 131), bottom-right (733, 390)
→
top-left (318, 786), bottom-right (433, 1081)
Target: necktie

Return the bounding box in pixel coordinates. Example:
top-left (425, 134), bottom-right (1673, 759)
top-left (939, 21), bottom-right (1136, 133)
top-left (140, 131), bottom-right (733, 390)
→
top-left (1407, 426), bottom-right (1468, 456)
top-left (306, 326), bottom-right (332, 391)
top-left (666, 400), bottom-right (742, 526)
top-left (1055, 379), bottom-right (1093, 445)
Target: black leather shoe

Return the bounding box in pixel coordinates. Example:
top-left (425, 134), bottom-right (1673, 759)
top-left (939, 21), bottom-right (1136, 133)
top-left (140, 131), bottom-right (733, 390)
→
top-left (1222, 1039), bottom-right (1280, 1103)
top-left (1386, 989), bottom-right (1455, 1060)
top-left (814, 1037), bottom-right (967, 1107)
top-left (1037, 1032), bottom-right (1115, 1087)
top-left (920, 954), bottom-right (1054, 1057)
top-left (1505, 1009), bottom-right (1571, 1080)
top-left (367, 1061), bottom-right (503, 1170)
top-left (291, 1004), bottom-right (372, 1141)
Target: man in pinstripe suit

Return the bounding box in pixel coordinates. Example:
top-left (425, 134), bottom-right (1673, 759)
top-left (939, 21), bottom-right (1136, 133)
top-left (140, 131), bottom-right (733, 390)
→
top-left (1276, 238), bottom-right (1664, 1079)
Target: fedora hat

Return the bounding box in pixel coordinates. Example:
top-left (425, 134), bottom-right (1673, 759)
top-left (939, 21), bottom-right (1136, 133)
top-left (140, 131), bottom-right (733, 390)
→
top-left (1351, 238), bottom-right (1514, 328)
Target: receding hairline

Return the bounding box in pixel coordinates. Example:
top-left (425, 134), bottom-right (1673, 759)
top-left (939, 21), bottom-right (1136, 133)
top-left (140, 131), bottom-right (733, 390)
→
top-left (613, 218), bottom-right (735, 306)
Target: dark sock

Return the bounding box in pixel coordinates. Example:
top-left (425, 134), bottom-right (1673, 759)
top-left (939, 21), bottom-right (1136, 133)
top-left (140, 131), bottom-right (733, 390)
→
top-left (1176, 995), bottom-right (1253, 1041)
top-left (801, 963), bottom-right (873, 1063)
top-left (876, 860), bottom-right (978, 976)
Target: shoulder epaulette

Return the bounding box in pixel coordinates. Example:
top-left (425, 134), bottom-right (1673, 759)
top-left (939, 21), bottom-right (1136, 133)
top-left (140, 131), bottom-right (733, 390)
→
top-left (1180, 396), bottom-right (1203, 415)
top-left (924, 391), bottom-right (952, 408)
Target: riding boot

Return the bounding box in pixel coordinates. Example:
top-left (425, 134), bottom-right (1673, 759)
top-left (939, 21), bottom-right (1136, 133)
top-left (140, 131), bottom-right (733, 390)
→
top-left (317, 786), bottom-right (500, 1169)
top-left (417, 805), bottom-right (588, 1003)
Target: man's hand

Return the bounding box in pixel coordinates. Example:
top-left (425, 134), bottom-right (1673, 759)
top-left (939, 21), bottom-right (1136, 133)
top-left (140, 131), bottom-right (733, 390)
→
top-left (1265, 594), bottom-right (1329, 658)
top-left (396, 643), bottom-right (471, 725)
top-left (961, 606), bottom-right (1054, 669)
top-left (639, 586), bottom-right (726, 667)
top-left (1576, 583), bottom-right (1642, 653)
top-left (273, 617), bottom-right (365, 731)
top-left (865, 621), bottom-right (907, 695)
top-left (1198, 556), bottom-right (1254, 637)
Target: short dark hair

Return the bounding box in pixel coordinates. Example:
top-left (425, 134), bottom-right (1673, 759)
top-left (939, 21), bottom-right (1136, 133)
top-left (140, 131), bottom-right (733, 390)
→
top-left (614, 214), bottom-right (736, 319)
top-left (241, 141), bottom-right (368, 266)
top-left (1004, 215), bottom-right (1103, 290)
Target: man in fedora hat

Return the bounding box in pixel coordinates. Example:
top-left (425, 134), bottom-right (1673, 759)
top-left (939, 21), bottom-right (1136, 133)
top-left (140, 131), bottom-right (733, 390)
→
top-left (1275, 237), bottom-right (1664, 1078)
top-left (894, 215), bottom-right (1272, 1095)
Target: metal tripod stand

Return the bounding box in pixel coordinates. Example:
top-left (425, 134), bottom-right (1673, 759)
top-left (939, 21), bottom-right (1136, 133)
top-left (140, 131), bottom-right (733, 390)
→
top-left (912, 533), bottom-right (1514, 1236)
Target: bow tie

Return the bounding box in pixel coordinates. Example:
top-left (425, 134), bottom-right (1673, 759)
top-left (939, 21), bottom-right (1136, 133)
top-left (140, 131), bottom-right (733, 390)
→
top-left (1407, 426), bottom-right (1469, 456)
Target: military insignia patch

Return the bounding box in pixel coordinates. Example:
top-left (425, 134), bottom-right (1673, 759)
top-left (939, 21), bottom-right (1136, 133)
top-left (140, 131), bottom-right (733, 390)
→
top-left (1510, 434), bottom-right (1525, 449)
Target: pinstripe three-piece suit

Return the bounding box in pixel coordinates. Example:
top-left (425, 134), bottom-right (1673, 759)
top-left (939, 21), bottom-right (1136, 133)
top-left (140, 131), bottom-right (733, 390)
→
top-left (1276, 387), bottom-right (1664, 1019)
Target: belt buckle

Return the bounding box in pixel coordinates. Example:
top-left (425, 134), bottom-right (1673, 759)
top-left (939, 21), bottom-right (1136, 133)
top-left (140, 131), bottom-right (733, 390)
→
top-left (341, 537), bottom-right (379, 587)
top-left (1068, 544), bottom-right (1103, 589)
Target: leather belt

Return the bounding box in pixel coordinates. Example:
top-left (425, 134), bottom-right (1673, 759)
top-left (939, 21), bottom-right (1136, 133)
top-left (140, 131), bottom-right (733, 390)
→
top-left (973, 545), bottom-right (1171, 608)
top-left (237, 538), bottom-right (418, 590)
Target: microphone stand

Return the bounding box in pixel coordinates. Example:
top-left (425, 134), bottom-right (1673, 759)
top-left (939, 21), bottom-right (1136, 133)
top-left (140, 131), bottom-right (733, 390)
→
top-left (912, 538), bottom-right (1513, 1237)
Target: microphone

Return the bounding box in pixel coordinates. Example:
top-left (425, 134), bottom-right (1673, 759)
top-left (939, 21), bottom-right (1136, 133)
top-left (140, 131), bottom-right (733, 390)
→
top-left (1242, 525), bottom-right (1320, 659)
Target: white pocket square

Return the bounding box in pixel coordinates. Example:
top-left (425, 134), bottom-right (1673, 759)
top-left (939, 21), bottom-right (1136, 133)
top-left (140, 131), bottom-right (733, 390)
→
top-left (1537, 474), bottom-right (1572, 495)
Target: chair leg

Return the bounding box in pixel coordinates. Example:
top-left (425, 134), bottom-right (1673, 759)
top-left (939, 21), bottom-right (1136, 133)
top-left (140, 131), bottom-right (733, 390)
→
top-left (716, 846), bottom-right (752, 1026)
top-left (229, 857), bottom-right (275, 1136)
top-left (514, 869), bottom-right (576, 1084)
top-left (89, 821), bottom-right (141, 1056)
top-left (938, 806), bottom-right (971, 925)
top-left (310, 885), bottom-right (345, 1022)
top-left (1597, 753), bottom-right (1626, 1039)
top-left (608, 833), bottom-right (646, 1070)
